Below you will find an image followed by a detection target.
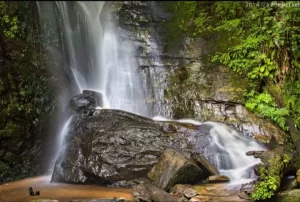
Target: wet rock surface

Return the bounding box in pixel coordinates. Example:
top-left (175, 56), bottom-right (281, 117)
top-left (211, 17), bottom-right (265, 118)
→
top-left (107, 1), bottom-right (287, 147)
top-left (277, 189), bottom-right (300, 202)
top-left (147, 149), bottom-right (204, 191)
top-left (239, 181), bottom-right (255, 200)
top-left (132, 178), bottom-right (181, 202)
top-left (51, 108), bottom-right (206, 185)
top-left (68, 90), bottom-right (103, 114)
top-left (191, 154), bottom-right (219, 176)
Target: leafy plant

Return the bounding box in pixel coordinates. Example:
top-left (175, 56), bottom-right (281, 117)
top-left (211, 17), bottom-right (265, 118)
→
top-left (251, 175), bottom-right (279, 200)
top-left (244, 92), bottom-right (290, 130)
top-left (163, 1), bottom-right (300, 133)
top-left (0, 1), bottom-right (55, 182)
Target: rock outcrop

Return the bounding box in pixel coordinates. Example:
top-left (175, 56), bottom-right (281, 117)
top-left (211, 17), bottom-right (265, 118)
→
top-left (51, 107), bottom-right (206, 185)
top-left (132, 178), bottom-right (181, 202)
top-left (277, 189), bottom-right (300, 202)
top-left (207, 175), bottom-right (230, 183)
top-left (147, 149), bottom-right (204, 191)
top-left (68, 90), bottom-right (103, 114)
top-left (102, 1), bottom-right (288, 147)
top-left (191, 154), bottom-right (219, 176)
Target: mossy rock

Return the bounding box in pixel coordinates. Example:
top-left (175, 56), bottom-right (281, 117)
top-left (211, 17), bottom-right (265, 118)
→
top-left (277, 189), bottom-right (300, 202)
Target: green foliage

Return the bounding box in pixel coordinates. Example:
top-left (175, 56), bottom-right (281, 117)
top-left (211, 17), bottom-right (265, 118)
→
top-left (245, 92), bottom-right (289, 130)
top-left (251, 175), bottom-right (279, 200)
top-left (283, 153), bottom-right (292, 164)
top-left (0, 2), bottom-right (55, 181)
top-left (0, 159), bottom-right (38, 182)
top-left (0, 1), bottom-right (24, 39)
top-left (283, 80), bottom-right (300, 128)
top-left (164, 1), bottom-right (300, 132)
top-left (251, 152), bottom-right (291, 200)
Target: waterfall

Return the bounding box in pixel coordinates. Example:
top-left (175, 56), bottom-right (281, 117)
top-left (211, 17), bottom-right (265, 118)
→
top-left (37, 1), bottom-right (150, 173)
top-left (153, 116), bottom-right (266, 186)
top-left (38, 1), bottom-right (266, 186)
top-left (38, 1), bottom-right (150, 115)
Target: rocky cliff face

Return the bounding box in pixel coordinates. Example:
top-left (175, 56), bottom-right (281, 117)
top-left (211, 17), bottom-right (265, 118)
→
top-left (103, 1), bottom-right (286, 145)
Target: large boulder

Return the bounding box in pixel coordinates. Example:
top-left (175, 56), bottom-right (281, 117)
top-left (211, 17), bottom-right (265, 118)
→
top-left (51, 109), bottom-right (205, 185)
top-left (147, 149), bottom-right (205, 191)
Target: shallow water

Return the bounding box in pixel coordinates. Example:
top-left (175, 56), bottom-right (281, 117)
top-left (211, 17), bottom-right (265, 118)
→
top-left (0, 176), bottom-right (133, 202)
top-left (192, 183), bottom-right (251, 202)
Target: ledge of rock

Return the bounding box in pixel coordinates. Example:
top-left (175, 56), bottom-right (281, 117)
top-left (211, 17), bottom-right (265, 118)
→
top-left (207, 175), bottom-right (230, 183)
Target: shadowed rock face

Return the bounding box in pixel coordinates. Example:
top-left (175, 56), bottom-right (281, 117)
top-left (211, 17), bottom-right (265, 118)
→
top-left (51, 109), bottom-right (206, 185)
top-left (147, 149), bottom-right (205, 191)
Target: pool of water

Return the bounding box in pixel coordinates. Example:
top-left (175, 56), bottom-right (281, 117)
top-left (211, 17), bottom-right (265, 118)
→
top-left (0, 176), bottom-right (133, 202)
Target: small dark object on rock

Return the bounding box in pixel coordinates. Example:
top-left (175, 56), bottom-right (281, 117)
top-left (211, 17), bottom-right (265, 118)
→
top-left (36, 190), bottom-right (40, 195)
top-left (29, 187), bottom-right (35, 196)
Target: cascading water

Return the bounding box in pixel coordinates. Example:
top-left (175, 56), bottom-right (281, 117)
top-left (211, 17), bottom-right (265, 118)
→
top-left (38, 1), bottom-right (266, 187)
top-left (153, 116), bottom-right (266, 186)
top-left (44, 1), bottom-right (150, 115)
top-left (37, 1), bottom-right (151, 172)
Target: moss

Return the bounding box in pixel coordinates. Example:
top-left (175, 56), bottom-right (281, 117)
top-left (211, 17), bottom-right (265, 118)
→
top-left (277, 189), bottom-right (300, 202)
top-left (251, 149), bottom-right (293, 200)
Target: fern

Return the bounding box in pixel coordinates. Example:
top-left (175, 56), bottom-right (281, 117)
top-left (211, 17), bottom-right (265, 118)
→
top-left (245, 92), bottom-right (289, 130)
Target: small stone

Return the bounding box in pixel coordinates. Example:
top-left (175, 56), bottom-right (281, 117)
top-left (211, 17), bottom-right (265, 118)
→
top-left (189, 195), bottom-right (210, 202)
top-left (207, 175), bottom-right (230, 183)
top-left (240, 181), bottom-right (255, 194)
top-left (132, 184), bottom-right (151, 202)
top-left (170, 184), bottom-right (199, 199)
top-left (115, 197), bottom-right (126, 202)
top-left (238, 191), bottom-right (251, 200)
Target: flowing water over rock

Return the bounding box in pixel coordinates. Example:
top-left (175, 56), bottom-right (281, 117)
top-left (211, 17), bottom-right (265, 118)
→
top-left (37, 0), bottom-right (267, 193)
top-left (39, 1), bottom-right (150, 115)
top-left (37, 1), bottom-right (151, 172)
top-left (152, 116), bottom-right (266, 187)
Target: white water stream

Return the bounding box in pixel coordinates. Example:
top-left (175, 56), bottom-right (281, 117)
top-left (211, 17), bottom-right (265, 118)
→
top-left (38, 1), bottom-right (266, 187)
top-left (153, 116), bottom-right (266, 186)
